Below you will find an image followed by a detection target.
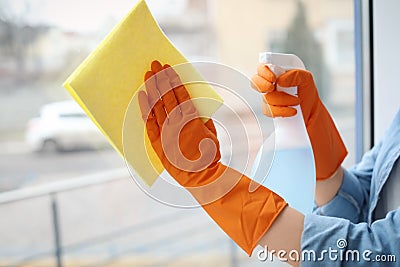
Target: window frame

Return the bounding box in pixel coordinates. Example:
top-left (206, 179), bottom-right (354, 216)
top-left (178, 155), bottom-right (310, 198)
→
top-left (354, 0), bottom-right (374, 162)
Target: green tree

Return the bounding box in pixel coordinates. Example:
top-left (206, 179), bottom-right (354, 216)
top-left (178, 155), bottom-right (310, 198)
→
top-left (0, 0), bottom-right (48, 83)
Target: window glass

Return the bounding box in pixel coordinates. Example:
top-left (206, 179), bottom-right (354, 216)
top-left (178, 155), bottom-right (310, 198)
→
top-left (0, 0), bottom-right (355, 266)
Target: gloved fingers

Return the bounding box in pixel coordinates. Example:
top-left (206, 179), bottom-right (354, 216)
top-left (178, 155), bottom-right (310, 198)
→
top-left (165, 66), bottom-right (190, 103)
top-left (138, 90), bottom-right (152, 120)
top-left (150, 61), bottom-right (181, 116)
top-left (262, 98), bottom-right (297, 117)
top-left (251, 74), bottom-right (275, 93)
top-left (163, 64), bottom-right (188, 101)
top-left (144, 70), bottom-right (159, 107)
top-left (250, 64), bottom-right (276, 93)
top-left (204, 119), bottom-right (218, 137)
top-left (138, 90), bottom-right (160, 141)
top-left (144, 67), bottom-right (167, 127)
top-left (150, 60), bottom-right (163, 73)
top-left (276, 69), bottom-right (313, 89)
top-left (257, 64), bottom-right (276, 82)
top-left (263, 91), bottom-right (300, 106)
top-left (163, 64), bottom-right (197, 115)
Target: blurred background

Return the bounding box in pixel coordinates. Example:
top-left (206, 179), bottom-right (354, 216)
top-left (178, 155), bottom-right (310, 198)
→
top-left (0, 0), bottom-right (355, 266)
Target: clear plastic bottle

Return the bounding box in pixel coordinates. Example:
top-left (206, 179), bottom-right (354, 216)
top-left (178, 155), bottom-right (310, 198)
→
top-left (251, 52), bottom-right (316, 214)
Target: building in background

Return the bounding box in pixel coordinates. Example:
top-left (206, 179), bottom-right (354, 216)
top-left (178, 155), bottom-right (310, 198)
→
top-left (210, 0), bottom-right (354, 107)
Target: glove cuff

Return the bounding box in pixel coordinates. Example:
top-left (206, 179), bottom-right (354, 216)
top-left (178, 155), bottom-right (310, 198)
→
top-left (205, 165), bottom-right (288, 255)
top-left (179, 163), bottom-right (288, 256)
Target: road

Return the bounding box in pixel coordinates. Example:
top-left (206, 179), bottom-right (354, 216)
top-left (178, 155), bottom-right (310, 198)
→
top-left (0, 145), bottom-right (125, 192)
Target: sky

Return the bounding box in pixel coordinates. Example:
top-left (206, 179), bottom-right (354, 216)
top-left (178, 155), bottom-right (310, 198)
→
top-left (5, 0), bottom-right (187, 33)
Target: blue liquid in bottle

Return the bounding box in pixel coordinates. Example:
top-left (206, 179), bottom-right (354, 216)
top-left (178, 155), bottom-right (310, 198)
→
top-left (251, 146), bottom-right (315, 214)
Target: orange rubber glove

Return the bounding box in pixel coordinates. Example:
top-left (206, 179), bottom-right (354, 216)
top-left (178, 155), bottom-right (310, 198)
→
top-left (139, 60), bottom-right (287, 255)
top-left (251, 64), bottom-right (347, 180)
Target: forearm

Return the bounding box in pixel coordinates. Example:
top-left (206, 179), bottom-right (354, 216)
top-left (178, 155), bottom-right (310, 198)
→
top-left (259, 206), bottom-right (304, 267)
top-left (256, 167), bottom-right (344, 266)
top-left (315, 166), bottom-right (344, 206)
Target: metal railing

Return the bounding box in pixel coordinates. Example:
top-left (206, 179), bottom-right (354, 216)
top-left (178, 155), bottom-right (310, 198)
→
top-left (0, 168), bottom-right (127, 267)
top-left (0, 168), bottom-right (239, 267)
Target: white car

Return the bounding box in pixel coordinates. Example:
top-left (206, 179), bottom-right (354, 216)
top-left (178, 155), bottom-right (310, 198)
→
top-left (25, 100), bottom-right (108, 152)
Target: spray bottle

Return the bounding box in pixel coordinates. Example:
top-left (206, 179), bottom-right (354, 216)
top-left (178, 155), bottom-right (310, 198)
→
top-left (251, 52), bottom-right (316, 214)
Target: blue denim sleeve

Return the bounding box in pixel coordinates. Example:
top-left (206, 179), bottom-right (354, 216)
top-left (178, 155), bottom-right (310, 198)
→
top-left (313, 169), bottom-right (366, 223)
top-left (314, 140), bottom-right (383, 223)
top-left (300, 209), bottom-right (400, 266)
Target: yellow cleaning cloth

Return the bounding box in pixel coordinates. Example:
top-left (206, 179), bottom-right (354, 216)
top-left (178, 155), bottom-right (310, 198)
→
top-left (63, 0), bottom-right (223, 186)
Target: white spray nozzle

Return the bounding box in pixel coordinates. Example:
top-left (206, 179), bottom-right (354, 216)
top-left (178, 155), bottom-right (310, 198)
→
top-left (259, 52), bottom-right (306, 70)
top-left (259, 52), bottom-right (306, 97)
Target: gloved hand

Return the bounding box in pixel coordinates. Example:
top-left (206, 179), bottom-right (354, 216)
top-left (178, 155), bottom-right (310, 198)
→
top-left (251, 64), bottom-right (347, 180)
top-left (139, 60), bottom-right (287, 255)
